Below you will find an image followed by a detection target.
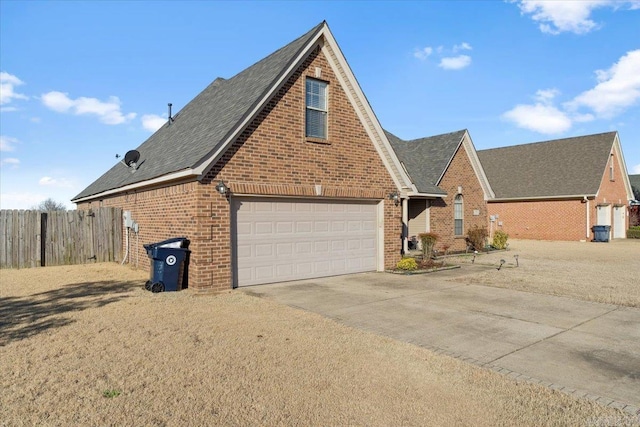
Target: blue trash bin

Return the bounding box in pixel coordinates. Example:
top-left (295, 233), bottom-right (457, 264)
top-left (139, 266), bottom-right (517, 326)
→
top-left (592, 225), bottom-right (610, 242)
top-left (143, 237), bottom-right (190, 292)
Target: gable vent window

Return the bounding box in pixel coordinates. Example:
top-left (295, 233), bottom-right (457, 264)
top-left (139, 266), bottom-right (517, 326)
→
top-left (454, 194), bottom-right (464, 236)
top-left (305, 78), bottom-right (327, 139)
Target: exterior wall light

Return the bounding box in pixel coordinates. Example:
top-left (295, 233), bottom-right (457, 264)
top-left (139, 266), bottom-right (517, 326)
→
top-left (216, 180), bottom-right (229, 195)
top-left (388, 191), bottom-right (400, 206)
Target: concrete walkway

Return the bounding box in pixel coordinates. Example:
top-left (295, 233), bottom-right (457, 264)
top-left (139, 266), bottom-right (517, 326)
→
top-left (242, 267), bottom-right (640, 414)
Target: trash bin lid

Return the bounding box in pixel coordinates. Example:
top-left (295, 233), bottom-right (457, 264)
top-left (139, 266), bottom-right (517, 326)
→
top-left (145, 237), bottom-right (190, 249)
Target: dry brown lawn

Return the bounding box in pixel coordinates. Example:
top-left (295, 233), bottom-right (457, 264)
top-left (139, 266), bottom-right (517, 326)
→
top-left (450, 239), bottom-right (640, 307)
top-left (2, 262), bottom-right (636, 426)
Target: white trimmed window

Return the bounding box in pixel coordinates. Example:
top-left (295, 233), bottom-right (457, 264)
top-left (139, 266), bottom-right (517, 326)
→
top-left (454, 194), bottom-right (463, 236)
top-left (305, 78), bottom-right (327, 139)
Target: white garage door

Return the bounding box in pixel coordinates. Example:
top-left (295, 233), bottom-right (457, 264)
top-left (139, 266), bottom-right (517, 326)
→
top-left (613, 206), bottom-right (625, 239)
top-left (232, 197), bottom-right (377, 287)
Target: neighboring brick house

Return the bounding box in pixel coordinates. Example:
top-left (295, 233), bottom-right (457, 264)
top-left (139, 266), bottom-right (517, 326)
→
top-left (478, 132), bottom-right (634, 241)
top-left (629, 174), bottom-right (640, 226)
top-left (386, 129), bottom-right (494, 253)
top-left (72, 22), bottom-right (430, 291)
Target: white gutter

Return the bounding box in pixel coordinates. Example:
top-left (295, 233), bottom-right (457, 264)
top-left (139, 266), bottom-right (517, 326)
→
top-left (490, 194), bottom-right (596, 202)
top-left (72, 169), bottom-right (196, 203)
top-left (405, 191), bottom-right (447, 198)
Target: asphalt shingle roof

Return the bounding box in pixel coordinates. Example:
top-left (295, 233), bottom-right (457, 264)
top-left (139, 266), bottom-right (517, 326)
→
top-left (385, 129), bottom-right (467, 195)
top-left (73, 22), bottom-right (324, 201)
top-left (629, 174), bottom-right (640, 198)
top-left (477, 132), bottom-right (617, 199)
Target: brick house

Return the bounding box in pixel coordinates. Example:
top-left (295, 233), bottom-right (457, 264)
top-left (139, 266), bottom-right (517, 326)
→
top-left (477, 132), bottom-right (634, 241)
top-left (72, 21), bottom-right (440, 291)
top-left (385, 129), bottom-right (494, 253)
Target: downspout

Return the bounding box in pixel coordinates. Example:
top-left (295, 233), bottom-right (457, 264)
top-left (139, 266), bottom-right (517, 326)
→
top-left (585, 197), bottom-right (590, 240)
top-left (402, 198), bottom-right (409, 254)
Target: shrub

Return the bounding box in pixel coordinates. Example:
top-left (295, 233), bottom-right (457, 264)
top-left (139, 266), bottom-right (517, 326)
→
top-left (467, 225), bottom-right (488, 251)
top-left (396, 257), bottom-right (418, 271)
top-left (627, 226), bottom-right (640, 239)
top-left (418, 232), bottom-right (439, 259)
top-left (492, 230), bottom-right (509, 249)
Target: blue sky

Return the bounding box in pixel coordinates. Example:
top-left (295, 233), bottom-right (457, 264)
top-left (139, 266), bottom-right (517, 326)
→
top-left (1, 0), bottom-right (639, 209)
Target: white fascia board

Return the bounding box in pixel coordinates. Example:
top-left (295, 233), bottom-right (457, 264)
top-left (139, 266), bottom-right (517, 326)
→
top-left (71, 169), bottom-right (196, 203)
top-left (613, 133), bottom-right (634, 200)
top-left (321, 27), bottom-right (414, 193)
top-left (462, 130), bottom-right (496, 200)
top-left (489, 194), bottom-right (595, 202)
top-left (406, 191), bottom-right (447, 198)
top-left (192, 26), bottom-right (327, 180)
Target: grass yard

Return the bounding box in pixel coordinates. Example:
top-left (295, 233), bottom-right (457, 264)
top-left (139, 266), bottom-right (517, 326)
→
top-left (1, 262), bottom-right (635, 426)
top-left (450, 239), bottom-right (640, 307)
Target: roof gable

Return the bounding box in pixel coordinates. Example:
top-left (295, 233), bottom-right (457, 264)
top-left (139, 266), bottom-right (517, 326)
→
top-left (386, 129), bottom-right (467, 196)
top-left (477, 132), bottom-right (618, 199)
top-left (73, 22), bottom-right (325, 201)
top-left (73, 21), bottom-right (414, 203)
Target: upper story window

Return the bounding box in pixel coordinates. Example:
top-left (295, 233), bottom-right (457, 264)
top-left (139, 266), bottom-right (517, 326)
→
top-left (609, 153), bottom-right (615, 181)
top-left (305, 78), bottom-right (327, 139)
top-left (454, 194), bottom-right (463, 236)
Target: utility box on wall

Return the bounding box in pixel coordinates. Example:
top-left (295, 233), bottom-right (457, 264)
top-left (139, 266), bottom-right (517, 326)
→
top-left (123, 210), bottom-right (134, 228)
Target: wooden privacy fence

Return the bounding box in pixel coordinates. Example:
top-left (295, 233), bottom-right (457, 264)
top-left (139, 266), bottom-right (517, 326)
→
top-left (0, 208), bottom-right (122, 269)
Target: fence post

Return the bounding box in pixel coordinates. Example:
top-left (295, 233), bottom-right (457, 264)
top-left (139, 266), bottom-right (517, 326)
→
top-left (40, 212), bottom-right (47, 267)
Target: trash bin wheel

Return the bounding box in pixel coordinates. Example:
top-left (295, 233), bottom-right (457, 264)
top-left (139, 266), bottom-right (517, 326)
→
top-left (151, 282), bottom-right (165, 293)
top-left (145, 280), bottom-right (152, 291)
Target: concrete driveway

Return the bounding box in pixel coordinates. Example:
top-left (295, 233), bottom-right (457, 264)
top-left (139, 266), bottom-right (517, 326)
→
top-left (242, 266), bottom-right (640, 413)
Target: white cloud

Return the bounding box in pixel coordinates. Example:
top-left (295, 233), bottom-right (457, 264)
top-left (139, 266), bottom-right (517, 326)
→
top-left (534, 88), bottom-right (560, 104)
top-left (414, 43), bottom-right (474, 70)
top-left (438, 55), bottom-right (472, 70)
top-left (504, 50), bottom-right (640, 134)
top-left (413, 47), bottom-right (433, 60)
top-left (502, 103), bottom-right (572, 134)
top-left (0, 71), bottom-right (28, 107)
top-left (1, 157), bottom-right (20, 167)
top-left (38, 176), bottom-right (74, 188)
top-left (141, 114), bottom-right (167, 132)
top-left (512, 0), bottom-right (639, 34)
top-left (1, 135), bottom-right (19, 152)
top-left (633, 164), bottom-right (640, 174)
top-left (41, 91), bottom-right (136, 125)
top-left (453, 42), bottom-right (472, 52)
top-left (565, 49), bottom-right (640, 118)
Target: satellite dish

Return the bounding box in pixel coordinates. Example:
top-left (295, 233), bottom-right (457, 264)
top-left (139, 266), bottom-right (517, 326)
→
top-left (123, 150), bottom-right (140, 167)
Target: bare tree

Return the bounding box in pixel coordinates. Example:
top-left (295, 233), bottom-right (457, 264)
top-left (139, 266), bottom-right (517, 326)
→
top-left (32, 198), bottom-right (67, 211)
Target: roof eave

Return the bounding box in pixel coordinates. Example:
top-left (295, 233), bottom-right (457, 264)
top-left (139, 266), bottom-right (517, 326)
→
top-left (71, 169), bottom-right (197, 204)
top-left (406, 191), bottom-right (447, 198)
top-left (489, 193), bottom-right (597, 202)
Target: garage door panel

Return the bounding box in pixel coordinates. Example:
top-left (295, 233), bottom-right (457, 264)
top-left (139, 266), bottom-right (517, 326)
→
top-left (276, 243), bottom-right (293, 256)
top-left (234, 198), bottom-right (378, 286)
top-left (314, 241), bottom-right (329, 253)
top-left (296, 221), bottom-right (312, 232)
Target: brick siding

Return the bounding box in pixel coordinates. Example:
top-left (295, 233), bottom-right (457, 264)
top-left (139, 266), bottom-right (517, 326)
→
top-left (430, 143), bottom-right (488, 252)
top-left (78, 44), bottom-right (401, 292)
top-left (487, 145), bottom-right (629, 241)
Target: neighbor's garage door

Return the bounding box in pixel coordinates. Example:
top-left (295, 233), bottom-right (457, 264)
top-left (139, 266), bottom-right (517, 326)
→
top-left (232, 197), bottom-right (377, 286)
